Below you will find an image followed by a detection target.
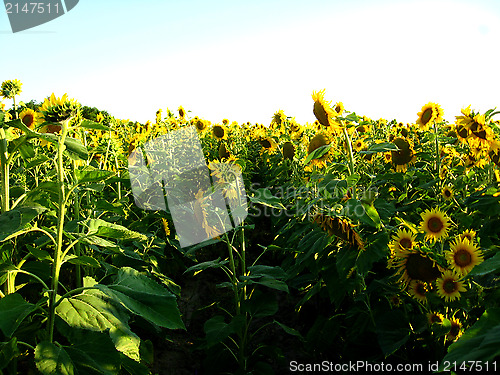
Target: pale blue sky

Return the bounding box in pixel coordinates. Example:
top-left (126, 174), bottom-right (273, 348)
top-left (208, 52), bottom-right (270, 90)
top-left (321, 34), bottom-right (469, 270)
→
top-left (1, 0), bottom-right (500, 125)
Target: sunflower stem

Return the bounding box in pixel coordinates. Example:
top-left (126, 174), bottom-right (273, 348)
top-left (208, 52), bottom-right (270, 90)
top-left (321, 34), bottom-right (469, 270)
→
top-left (342, 126), bottom-right (356, 199)
top-left (48, 117), bottom-right (70, 343)
top-left (433, 121), bottom-right (441, 188)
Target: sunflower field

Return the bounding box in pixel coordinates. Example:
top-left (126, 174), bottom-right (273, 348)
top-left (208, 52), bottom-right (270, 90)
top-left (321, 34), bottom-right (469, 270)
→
top-left (0, 80), bottom-right (499, 374)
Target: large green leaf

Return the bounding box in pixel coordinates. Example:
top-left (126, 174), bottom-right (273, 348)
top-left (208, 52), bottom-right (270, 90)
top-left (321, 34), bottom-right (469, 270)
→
top-left (304, 144), bottom-right (331, 164)
top-left (468, 252), bottom-right (500, 276)
top-left (241, 291), bottom-right (278, 318)
top-left (83, 219), bottom-right (148, 242)
top-left (249, 188), bottom-right (286, 210)
top-left (440, 308), bottom-right (500, 370)
top-left (0, 293), bottom-right (36, 337)
top-left (375, 309), bottom-right (410, 356)
top-left (75, 167), bottom-right (114, 185)
top-left (35, 341), bottom-right (75, 375)
top-left (96, 267), bottom-right (185, 330)
top-left (0, 204), bottom-right (47, 242)
top-left (55, 289), bottom-right (140, 360)
top-left (0, 337), bottom-right (18, 370)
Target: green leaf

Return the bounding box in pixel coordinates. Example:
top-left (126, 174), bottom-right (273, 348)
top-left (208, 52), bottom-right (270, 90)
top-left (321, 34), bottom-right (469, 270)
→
top-left (361, 203), bottom-right (381, 228)
top-left (241, 291), bottom-right (278, 318)
top-left (120, 353), bottom-right (151, 375)
top-left (35, 341), bottom-right (75, 375)
top-left (0, 337), bottom-right (18, 371)
top-left (97, 267), bottom-right (185, 330)
top-left (56, 288), bottom-right (140, 360)
top-left (363, 142), bottom-right (399, 154)
top-left (64, 255), bottom-right (100, 268)
top-left (185, 258), bottom-right (229, 274)
top-left (0, 204), bottom-right (47, 241)
top-left (468, 252), bottom-right (500, 276)
top-left (376, 310), bottom-right (410, 356)
top-left (274, 320), bottom-right (304, 340)
top-left (80, 119), bottom-right (113, 131)
top-left (75, 167), bottom-right (114, 185)
top-left (249, 188), bottom-right (285, 210)
top-left (84, 219), bottom-right (148, 242)
top-left (440, 308), bottom-right (500, 370)
top-left (0, 293), bottom-right (36, 337)
top-left (203, 315), bottom-right (235, 348)
top-left (304, 144), bottom-right (331, 164)
top-left (26, 154), bottom-right (51, 169)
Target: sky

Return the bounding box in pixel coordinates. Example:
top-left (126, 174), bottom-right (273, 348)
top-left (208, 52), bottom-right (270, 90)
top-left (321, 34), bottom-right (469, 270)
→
top-left (1, 0), bottom-right (500, 126)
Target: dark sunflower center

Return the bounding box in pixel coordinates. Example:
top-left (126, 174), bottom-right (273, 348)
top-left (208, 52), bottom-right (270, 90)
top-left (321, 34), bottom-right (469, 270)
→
top-left (22, 114), bottom-right (34, 127)
top-left (430, 314), bottom-right (442, 324)
top-left (470, 121), bottom-right (479, 132)
top-left (457, 125), bottom-right (469, 138)
top-left (405, 253), bottom-right (441, 282)
top-left (196, 121), bottom-right (205, 130)
top-left (399, 238), bottom-right (412, 249)
top-left (335, 105), bottom-right (342, 113)
top-left (428, 217), bottom-right (444, 233)
top-left (391, 138), bottom-right (413, 165)
top-left (489, 150), bottom-right (500, 167)
top-left (449, 323), bottom-right (460, 336)
top-left (308, 135), bottom-right (327, 154)
top-left (421, 108), bottom-right (433, 125)
top-left (444, 189), bottom-right (452, 198)
top-left (454, 249), bottom-right (472, 267)
top-left (472, 129), bottom-right (487, 140)
top-left (443, 278), bottom-right (457, 293)
top-left (283, 142), bottom-right (295, 160)
top-left (260, 139), bottom-right (272, 148)
top-left (313, 102), bottom-right (329, 127)
top-left (416, 283), bottom-right (427, 296)
top-left (213, 126), bottom-right (225, 138)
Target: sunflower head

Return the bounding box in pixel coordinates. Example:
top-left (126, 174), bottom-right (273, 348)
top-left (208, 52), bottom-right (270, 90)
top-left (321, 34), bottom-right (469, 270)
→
top-left (271, 109), bottom-right (287, 128)
top-left (390, 228), bottom-right (417, 256)
top-left (408, 280), bottom-right (428, 303)
top-left (39, 93), bottom-right (80, 123)
top-left (391, 137), bottom-right (415, 172)
top-left (333, 102), bottom-right (344, 116)
top-left (446, 238), bottom-right (483, 276)
top-left (436, 270), bottom-right (466, 302)
top-left (416, 102), bottom-right (443, 131)
top-left (441, 186), bottom-right (454, 201)
top-left (212, 124), bottom-right (228, 140)
top-left (1, 79), bottom-right (22, 99)
top-left (312, 89), bottom-right (336, 128)
top-left (282, 141), bottom-right (295, 160)
top-left (194, 117), bottom-right (208, 133)
top-left (447, 317), bottom-right (463, 341)
top-left (19, 108), bottom-right (41, 130)
top-left (427, 312), bottom-right (444, 325)
top-left (259, 137), bottom-right (277, 153)
top-left (178, 106), bottom-right (186, 118)
top-left (419, 207), bottom-right (451, 242)
top-left (353, 138), bottom-right (367, 152)
top-left (389, 248), bottom-right (442, 287)
top-left (458, 229), bottom-right (476, 244)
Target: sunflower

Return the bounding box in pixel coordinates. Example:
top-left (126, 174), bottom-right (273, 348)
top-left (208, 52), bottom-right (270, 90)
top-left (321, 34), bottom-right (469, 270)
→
top-left (333, 102), bottom-right (344, 116)
top-left (427, 312), bottom-right (444, 325)
top-left (218, 142), bottom-right (230, 159)
top-left (389, 248), bottom-right (442, 287)
top-left (212, 124), bottom-right (228, 140)
top-left (488, 140), bottom-right (500, 168)
top-left (178, 106), bottom-right (186, 119)
top-left (1, 79), bottom-right (22, 99)
top-left (389, 295), bottom-right (402, 307)
top-left (353, 138), bottom-right (367, 152)
top-left (436, 270), bottom-right (466, 302)
top-left (271, 109), bottom-right (287, 128)
top-left (312, 89), bottom-right (337, 129)
top-left (416, 102), bottom-right (443, 131)
top-left (447, 317), bottom-right (463, 341)
top-left (441, 186), bottom-right (454, 201)
top-left (458, 229), bottom-right (476, 244)
top-left (193, 117), bottom-right (208, 133)
top-left (390, 228), bottom-right (417, 256)
top-left (282, 141), bottom-right (295, 160)
top-left (307, 132), bottom-right (331, 168)
top-left (419, 207), bottom-right (451, 242)
top-left (39, 93), bottom-right (80, 123)
top-left (391, 137), bottom-right (415, 172)
top-left (19, 108), bottom-right (41, 130)
top-left (446, 238), bottom-right (483, 275)
top-left (383, 152), bottom-right (392, 164)
top-left (156, 109), bottom-right (162, 124)
top-left (408, 280), bottom-right (428, 302)
top-left (259, 137), bottom-right (277, 153)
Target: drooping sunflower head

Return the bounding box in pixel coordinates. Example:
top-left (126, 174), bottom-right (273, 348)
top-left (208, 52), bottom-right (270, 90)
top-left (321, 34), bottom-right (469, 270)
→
top-left (441, 186), bottom-right (454, 201)
top-left (39, 93), bottom-right (80, 123)
top-left (419, 207), bottom-right (451, 242)
top-left (218, 142), bottom-right (231, 159)
top-left (178, 106), bottom-right (186, 119)
top-left (390, 228), bottom-right (417, 256)
top-left (446, 238), bottom-right (483, 276)
top-left (308, 132), bottom-right (330, 155)
top-left (312, 89), bottom-right (336, 128)
top-left (416, 102), bottom-right (443, 131)
top-left (447, 317), bottom-right (463, 341)
top-left (391, 137), bottom-right (415, 172)
top-left (408, 280), bottom-right (428, 303)
top-left (489, 140), bottom-right (500, 167)
top-left (212, 124), bottom-right (228, 140)
top-left (19, 108), bottom-right (41, 130)
top-left (436, 270), bottom-right (466, 302)
top-left (259, 137), bottom-right (277, 153)
top-left (389, 248), bottom-right (442, 288)
top-left (467, 113), bottom-right (494, 148)
top-left (427, 312), bottom-right (444, 325)
top-left (1, 79), bottom-right (22, 99)
top-left (282, 141), bottom-right (295, 160)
